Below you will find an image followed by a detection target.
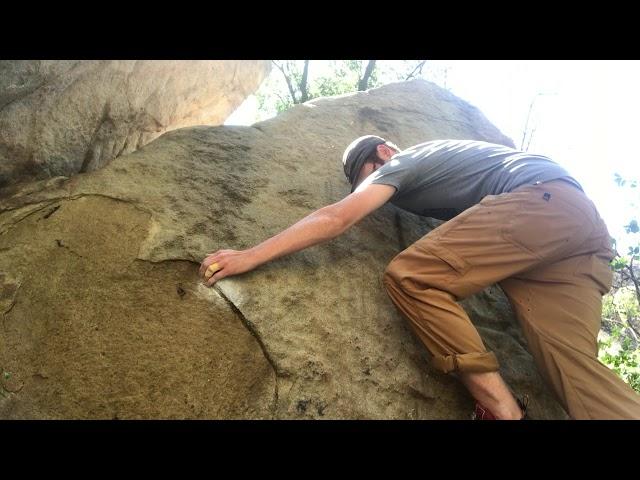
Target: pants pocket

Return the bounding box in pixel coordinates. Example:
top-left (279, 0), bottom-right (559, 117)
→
top-left (416, 241), bottom-right (471, 276)
top-left (502, 190), bottom-right (595, 260)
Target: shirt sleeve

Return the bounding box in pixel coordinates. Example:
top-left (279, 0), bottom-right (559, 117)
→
top-left (364, 155), bottom-right (418, 198)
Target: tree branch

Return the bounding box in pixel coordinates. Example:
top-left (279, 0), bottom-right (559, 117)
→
top-left (274, 91), bottom-right (290, 110)
top-left (525, 126), bottom-right (537, 151)
top-left (272, 60), bottom-right (299, 104)
top-left (405, 60), bottom-right (427, 80)
top-left (520, 95), bottom-right (539, 150)
top-left (627, 256), bottom-right (640, 305)
top-left (603, 317), bottom-right (640, 344)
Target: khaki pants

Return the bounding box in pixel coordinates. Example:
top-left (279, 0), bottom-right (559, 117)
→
top-left (383, 179), bottom-right (640, 419)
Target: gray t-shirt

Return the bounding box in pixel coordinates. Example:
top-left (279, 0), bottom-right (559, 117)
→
top-left (365, 139), bottom-right (581, 221)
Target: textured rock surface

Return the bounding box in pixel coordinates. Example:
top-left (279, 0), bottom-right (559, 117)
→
top-left (0, 60), bottom-right (271, 188)
top-left (0, 80), bottom-right (568, 419)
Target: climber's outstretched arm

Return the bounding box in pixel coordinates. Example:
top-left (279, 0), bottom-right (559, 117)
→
top-left (199, 183), bottom-right (395, 285)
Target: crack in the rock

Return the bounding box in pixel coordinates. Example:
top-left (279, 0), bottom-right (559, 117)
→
top-left (3, 297), bottom-right (18, 318)
top-left (0, 200), bottom-right (56, 234)
top-left (55, 239), bottom-right (84, 258)
top-left (211, 284), bottom-right (281, 418)
top-left (1, 193), bottom-right (67, 215)
top-left (61, 194), bottom-right (156, 223)
top-left (42, 205), bottom-right (60, 219)
top-left (1, 192), bottom-right (142, 214)
top-left (1, 194), bottom-right (151, 241)
top-left (133, 257), bottom-right (281, 418)
top-left (2, 281), bottom-right (21, 332)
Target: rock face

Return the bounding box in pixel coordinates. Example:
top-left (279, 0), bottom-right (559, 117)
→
top-left (0, 60), bottom-right (271, 188)
top-left (0, 80), bottom-right (568, 419)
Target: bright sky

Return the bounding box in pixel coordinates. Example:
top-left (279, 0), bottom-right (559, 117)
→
top-left (225, 60), bottom-right (640, 252)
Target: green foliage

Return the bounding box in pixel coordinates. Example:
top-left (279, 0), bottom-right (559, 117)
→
top-left (598, 325), bottom-right (640, 393)
top-left (254, 60), bottom-right (430, 120)
top-left (614, 172), bottom-right (638, 189)
top-left (599, 173), bottom-right (640, 393)
top-left (602, 287), bottom-right (640, 326)
top-left (610, 255), bottom-right (629, 271)
top-left (311, 61), bottom-right (362, 98)
top-left (600, 289), bottom-right (639, 395)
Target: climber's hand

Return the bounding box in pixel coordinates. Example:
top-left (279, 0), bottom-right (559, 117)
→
top-left (199, 249), bottom-right (258, 286)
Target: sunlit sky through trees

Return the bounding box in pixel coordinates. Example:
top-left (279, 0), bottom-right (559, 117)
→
top-left (225, 60), bottom-right (640, 251)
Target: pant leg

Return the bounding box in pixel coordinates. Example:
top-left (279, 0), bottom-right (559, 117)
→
top-left (383, 266), bottom-right (500, 373)
top-left (500, 240), bottom-right (640, 419)
top-left (383, 180), bottom-right (607, 376)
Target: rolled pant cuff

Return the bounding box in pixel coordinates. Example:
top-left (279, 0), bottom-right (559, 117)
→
top-left (431, 351), bottom-right (500, 373)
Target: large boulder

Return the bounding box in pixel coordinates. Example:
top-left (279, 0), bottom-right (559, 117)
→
top-left (0, 80), bottom-right (568, 419)
top-left (0, 60), bottom-right (271, 188)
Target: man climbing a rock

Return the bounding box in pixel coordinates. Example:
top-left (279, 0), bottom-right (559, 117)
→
top-left (200, 135), bottom-right (640, 420)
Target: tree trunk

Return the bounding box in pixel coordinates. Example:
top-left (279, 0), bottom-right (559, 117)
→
top-left (299, 60), bottom-right (310, 103)
top-left (357, 60), bottom-right (377, 91)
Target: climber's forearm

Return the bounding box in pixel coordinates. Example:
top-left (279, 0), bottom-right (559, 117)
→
top-left (248, 206), bottom-right (345, 266)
